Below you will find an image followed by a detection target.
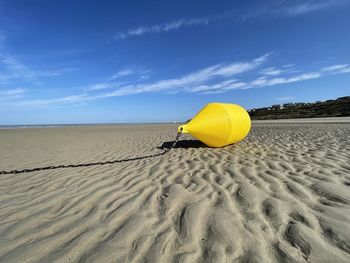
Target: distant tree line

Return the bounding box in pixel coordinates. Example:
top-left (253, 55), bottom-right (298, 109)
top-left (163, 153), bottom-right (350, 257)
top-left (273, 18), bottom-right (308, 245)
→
top-left (248, 96), bottom-right (350, 120)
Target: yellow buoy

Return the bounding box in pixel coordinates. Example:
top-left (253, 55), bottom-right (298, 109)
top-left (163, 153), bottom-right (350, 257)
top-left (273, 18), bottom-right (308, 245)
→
top-left (178, 103), bottom-right (251, 147)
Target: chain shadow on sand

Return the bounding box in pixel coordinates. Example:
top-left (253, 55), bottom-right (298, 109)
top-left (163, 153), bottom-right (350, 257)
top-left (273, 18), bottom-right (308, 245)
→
top-left (158, 139), bottom-right (208, 149)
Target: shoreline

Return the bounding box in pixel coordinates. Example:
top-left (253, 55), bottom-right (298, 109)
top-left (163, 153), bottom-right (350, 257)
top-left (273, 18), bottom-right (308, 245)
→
top-left (1, 117), bottom-right (349, 130)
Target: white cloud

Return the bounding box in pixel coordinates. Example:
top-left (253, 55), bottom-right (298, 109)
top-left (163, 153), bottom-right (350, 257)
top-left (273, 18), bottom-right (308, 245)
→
top-left (320, 64), bottom-right (350, 75)
top-left (321, 64), bottom-right (349, 72)
top-left (111, 68), bottom-right (134, 79)
top-left (0, 88), bottom-right (26, 96)
top-left (232, 72), bottom-right (321, 91)
top-left (284, 0), bottom-right (337, 16)
top-left (37, 68), bottom-right (77, 77)
top-left (0, 88), bottom-right (26, 101)
top-left (0, 53), bottom-right (76, 84)
top-left (8, 94), bottom-right (90, 107)
top-left (110, 68), bottom-right (153, 81)
top-left (92, 53), bottom-right (270, 97)
top-left (3, 54), bottom-right (350, 108)
top-left (139, 74), bottom-right (150, 80)
top-left (88, 81), bottom-right (133, 91)
top-left (2, 54), bottom-right (269, 107)
top-left (260, 67), bottom-right (283, 76)
top-left (188, 79), bottom-right (239, 93)
top-left (243, 0), bottom-right (347, 20)
top-left (121, 53), bottom-right (270, 93)
top-left (89, 83), bottom-right (115, 91)
top-left (0, 54), bottom-right (37, 82)
top-left (186, 66), bottom-right (346, 94)
top-left (260, 65), bottom-right (299, 76)
top-left (339, 67), bottom-right (350, 74)
top-left (114, 1), bottom-right (348, 40)
top-left (90, 68), bottom-right (153, 91)
top-left (115, 17), bottom-right (209, 39)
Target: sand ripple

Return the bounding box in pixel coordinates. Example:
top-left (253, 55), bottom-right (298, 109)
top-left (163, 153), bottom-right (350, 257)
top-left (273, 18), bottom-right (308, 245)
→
top-left (0, 124), bottom-right (350, 262)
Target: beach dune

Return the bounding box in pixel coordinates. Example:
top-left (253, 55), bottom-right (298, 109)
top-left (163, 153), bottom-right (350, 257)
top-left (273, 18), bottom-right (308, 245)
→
top-left (0, 123), bottom-right (350, 262)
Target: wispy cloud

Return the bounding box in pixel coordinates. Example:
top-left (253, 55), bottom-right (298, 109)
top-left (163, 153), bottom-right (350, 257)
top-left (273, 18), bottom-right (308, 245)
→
top-left (87, 83), bottom-right (126, 92)
top-left (115, 17), bottom-right (209, 39)
top-left (0, 54), bottom-right (36, 82)
top-left (0, 88), bottom-right (26, 101)
top-left (37, 67), bottom-right (77, 77)
top-left (2, 54), bottom-right (269, 107)
top-left (89, 68), bottom-right (153, 91)
top-left (111, 68), bottom-right (134, 78)
top-left (189, 80), bottom-right (247, 94)
top-left (260, 64), bottom-right (299, 79)
top-left (0, 53), bottom-right (77, 84)
top-left (89, 83), bottom-right (115, 91)
top-left (260, 65), bottom-right (299, 76)
top-left (260, 67), bottom-right (284, 76)
top-left (339, 67), bottom-right (350, 74)
top-left (3, 55), bottom-right (350, 108)
top-left (109, 68), bottom-right (152, 81)
top-left (99, 61), bottom-right (349, 95)
top-left (321, 64), bottom-right (349, 72)
top-left (283, 0), bottom-right (339, 16)
top-left (104, 53), bottom-right (270, 95)
top-left (243, 0), bottom-right (347, 20)
top-left (236, 64), bottom-right (350, 91)
top-left (115, 1), bottom-right (348, 40)
top-left (5, 94), bottom-right (90, 107)
top-left (0, 88), bottom-right (25, 96)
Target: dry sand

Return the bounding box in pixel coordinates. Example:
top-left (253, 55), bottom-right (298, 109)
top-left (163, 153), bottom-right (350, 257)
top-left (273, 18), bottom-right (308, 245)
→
top-left (0, 122), bottom-right (350, 263)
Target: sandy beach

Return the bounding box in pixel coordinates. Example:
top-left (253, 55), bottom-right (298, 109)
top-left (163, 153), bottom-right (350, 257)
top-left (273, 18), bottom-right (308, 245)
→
top-left (0, 121), bottom-right (350, 263)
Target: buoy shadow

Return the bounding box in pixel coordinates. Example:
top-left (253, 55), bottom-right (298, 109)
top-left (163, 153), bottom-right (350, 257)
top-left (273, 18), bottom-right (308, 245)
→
top-left (158, 139), bottom-right (208, 149)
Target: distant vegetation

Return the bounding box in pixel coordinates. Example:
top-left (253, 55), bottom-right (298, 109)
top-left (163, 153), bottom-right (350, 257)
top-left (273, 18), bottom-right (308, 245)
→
top-left (248, 96), bottom-right (350, 120)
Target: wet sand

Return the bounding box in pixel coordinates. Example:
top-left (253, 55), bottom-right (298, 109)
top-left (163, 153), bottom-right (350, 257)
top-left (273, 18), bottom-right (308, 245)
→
top-left (0, 121), bottom-right (350, 262)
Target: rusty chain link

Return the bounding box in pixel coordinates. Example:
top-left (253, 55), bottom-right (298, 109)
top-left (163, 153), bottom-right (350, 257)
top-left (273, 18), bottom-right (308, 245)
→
top-left (0, 131), bottom-right (182, 175)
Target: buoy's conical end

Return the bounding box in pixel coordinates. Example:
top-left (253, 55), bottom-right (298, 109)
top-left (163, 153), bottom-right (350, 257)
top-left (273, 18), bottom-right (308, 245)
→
top-left (178, 124), bottom-right (189, 133)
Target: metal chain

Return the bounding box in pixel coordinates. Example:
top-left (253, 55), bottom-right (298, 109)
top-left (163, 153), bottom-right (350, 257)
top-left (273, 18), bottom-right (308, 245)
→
top-left (0, 131), bottom-right (182, 175)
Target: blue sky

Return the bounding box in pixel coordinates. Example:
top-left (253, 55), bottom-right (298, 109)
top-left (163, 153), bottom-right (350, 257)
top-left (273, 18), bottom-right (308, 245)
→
top-left (0, 0), bottom-right (349, 124)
